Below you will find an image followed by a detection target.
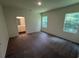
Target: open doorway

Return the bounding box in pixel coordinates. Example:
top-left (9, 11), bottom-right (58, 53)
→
top-left (16, 16), bottom-right (26, 34)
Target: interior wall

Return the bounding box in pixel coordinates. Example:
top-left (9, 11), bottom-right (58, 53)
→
top-left (41, 4), bottom-right (79, 43)
top-left (0, 5), bottom-right (9, 57)
top-left (3, 7), bottom-right (41, 37)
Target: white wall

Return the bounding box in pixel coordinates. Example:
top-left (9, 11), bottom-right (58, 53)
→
top-left (0, 5), bottom-right (9, 57)
top-left (3, 7), bottom-right (41, 37)
top-left (41, 4), bottom-right (79, 43)
top-left (26, 11), bottom-right (41, 33)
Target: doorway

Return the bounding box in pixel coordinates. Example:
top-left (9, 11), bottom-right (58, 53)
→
top-left (16, 16), bottom-right (26, 34)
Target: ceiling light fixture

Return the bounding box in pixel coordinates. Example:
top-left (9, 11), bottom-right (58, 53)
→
top-left (16, 16), bottom-right (23, 19)
top-left (38, 1), bottom-right (42, 6)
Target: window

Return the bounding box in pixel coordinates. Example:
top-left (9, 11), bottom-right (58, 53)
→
top-left (42, 16), bottom-right (48, 28)
top-left (64, 12), bottom-right (79, 33)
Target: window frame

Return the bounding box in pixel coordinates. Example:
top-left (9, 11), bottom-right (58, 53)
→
top-left (63, 12), bottom-right (79, 34)
top-left (41, 16), bottom-right (48, 29)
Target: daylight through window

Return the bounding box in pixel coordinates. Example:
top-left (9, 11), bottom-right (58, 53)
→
top-left (64, 12), bottom-right (79, 33)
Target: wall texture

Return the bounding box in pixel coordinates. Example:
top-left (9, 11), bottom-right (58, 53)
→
top-left (41, 4), bottom-right (79, 43)
top-left (3, 7), bottom-right (41, 37)
top-left (0, 5), bottom-right (9, 57)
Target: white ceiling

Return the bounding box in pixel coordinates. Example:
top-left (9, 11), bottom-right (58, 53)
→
top-left (0, 0), bottom-right (79, 13)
